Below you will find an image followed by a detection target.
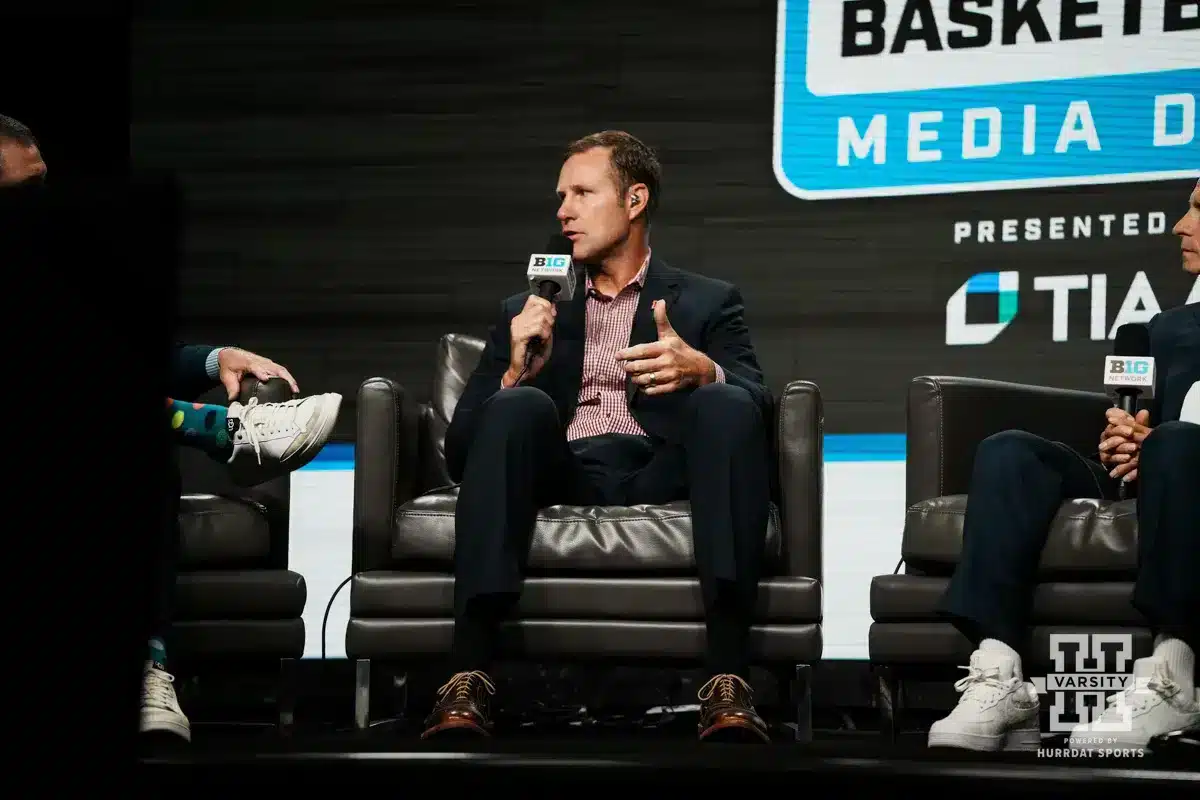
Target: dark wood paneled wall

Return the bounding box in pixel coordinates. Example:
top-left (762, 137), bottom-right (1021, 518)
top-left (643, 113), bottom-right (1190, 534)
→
top-left (130, 1), bottom-right (1196, 440)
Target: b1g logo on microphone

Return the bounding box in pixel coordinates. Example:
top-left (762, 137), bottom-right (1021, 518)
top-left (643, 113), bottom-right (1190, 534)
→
top-left (1103, 355), bottom-right (1156, 391)
top-left (529, 255), bottom-right (570, 269)
top-left (1108, 359), bottom-right (1152, 375)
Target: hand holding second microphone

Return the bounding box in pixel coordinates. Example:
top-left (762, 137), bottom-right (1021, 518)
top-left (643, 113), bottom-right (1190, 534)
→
top-left (616, 300), bottom-right (716, 396)
top-left (503, 295), bottom-right (557, 387)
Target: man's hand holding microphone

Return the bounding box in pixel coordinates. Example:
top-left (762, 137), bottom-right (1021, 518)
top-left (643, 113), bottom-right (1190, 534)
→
top-left (502, 294), bottom-right (557, 388)
top-left (502, 234), bottom-right (576, 388)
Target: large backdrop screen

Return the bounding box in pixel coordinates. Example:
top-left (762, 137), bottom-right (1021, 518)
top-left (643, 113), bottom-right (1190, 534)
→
top-left (131, 0), bottom-right (1197, 438)
top-left (131, 1), bottom-right (1197, 658)
top-left (776, 0), bottom-right (1198, 199)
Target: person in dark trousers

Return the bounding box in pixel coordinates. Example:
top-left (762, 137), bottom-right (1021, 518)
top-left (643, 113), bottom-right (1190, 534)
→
top-left (424, 131), bottom-right (776, 744)
top-left (929, 179), bottom-right (1200, 752)
top-left (3, 114), bottom-right (345, 742)
top-left (150, 343), bottom-right (342, 741)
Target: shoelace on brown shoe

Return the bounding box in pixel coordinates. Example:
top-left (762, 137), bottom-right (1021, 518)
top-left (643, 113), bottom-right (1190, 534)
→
top-left (435, 670), bottom-right (497, 707)
top-left (698, 673), bottom-right (753, 709)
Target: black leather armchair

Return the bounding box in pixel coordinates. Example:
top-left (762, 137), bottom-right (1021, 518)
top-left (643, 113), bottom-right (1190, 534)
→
top-left (170, 379), bottom-right (307, 728)
top-left (869, 376), bottom-right (1154, 739)
top-left (348, 334), bottom-right (824, 739)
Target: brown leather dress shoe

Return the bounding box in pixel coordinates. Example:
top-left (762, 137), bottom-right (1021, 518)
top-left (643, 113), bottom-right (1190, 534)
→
top-left (697, 673), bottom-right (771, 743)
top-left (421, 670), bottom-right (497, 739)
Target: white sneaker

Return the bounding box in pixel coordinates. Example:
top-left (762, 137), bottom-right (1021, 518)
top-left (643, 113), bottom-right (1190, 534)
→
top-left (928, 649), bottom-right (1042, 751)
top-left (1068, 656), bottom-right (1200, 749)
top-left (140, 662), bottom-right (191, 741)
top-left (226, 393), bottom-right (342, 486)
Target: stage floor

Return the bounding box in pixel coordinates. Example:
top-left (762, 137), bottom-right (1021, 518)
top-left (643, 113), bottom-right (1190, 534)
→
top-left (139, 659), bottom-right (1199, 791)
top-left (140, 720), bottom-right (1200, 792)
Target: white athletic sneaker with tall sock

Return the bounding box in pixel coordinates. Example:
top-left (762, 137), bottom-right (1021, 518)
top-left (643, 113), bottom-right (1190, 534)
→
top-left (226, 392), bottom-right (342, 486)
top-left (140, 661), bottom-right (192, 742)
top-left (928, 640), bottom-right (1041, 751)
top-left (1068, 637), bottom-right (1200, 749)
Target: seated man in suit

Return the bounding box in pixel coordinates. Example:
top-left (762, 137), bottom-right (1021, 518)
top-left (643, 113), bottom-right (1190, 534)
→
top-left (929, 179), bottom-right (1200, 752)
top-left (425, 130), bottom-right (774, 743)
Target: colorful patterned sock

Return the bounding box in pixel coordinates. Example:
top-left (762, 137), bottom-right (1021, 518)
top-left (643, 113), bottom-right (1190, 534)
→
top-left (149, 637), bottom-right (168, 671)
top-left (167, 398), bottom-right (237, 457)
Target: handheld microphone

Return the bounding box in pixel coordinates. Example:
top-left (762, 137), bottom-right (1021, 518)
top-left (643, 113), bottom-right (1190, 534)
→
top-left (524, 234), bottom-right (576, 361)
top-left (526, 233), bottom-right (577, 303)
top-left (1105, 324), bottom-right (1156, 414)
top-left (1104, 323), bottom-right (1155, 499)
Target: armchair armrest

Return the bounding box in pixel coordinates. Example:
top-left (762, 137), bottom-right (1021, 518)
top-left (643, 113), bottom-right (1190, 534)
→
top-left (776, 380), bottom-right (823, 582)
top-left (352, 377), bottom-right (421, 574)
top-left (906, 375), bottom-right (1111, 505)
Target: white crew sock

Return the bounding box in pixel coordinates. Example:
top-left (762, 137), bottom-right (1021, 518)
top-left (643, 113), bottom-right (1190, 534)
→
top-left (979, 638), bottom-right (1024, 680)
top-left (1153, 634), bottom-right (1197, 698)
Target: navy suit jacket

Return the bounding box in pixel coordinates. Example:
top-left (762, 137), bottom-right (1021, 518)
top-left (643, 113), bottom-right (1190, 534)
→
top-left (1145, 303), bottom-right (1200, 425)
top-left (170, 343), bottom-right (220, 401)
top-left (444, 257), bottom-right (771, 482)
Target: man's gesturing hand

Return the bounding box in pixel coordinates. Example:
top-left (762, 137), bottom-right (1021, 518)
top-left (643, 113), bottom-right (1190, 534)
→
top-left (615, 300), bottom-right (716, 396)
top-left (1099, 407), bottom-right (1152, 482)
top-left (503, 295), bottom-right (556, 387)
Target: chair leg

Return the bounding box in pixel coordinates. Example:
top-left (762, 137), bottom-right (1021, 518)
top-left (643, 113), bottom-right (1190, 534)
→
top-left (391, 669), bottom-right (409, 724)
top-left (875, 664), bottom-right (900, 745)
top-left (277, 657), bottom-right (297, 736)
top-left (354, 658), bottom-right (371, 733)
top-left (792, 663), bottom-right (813, 744)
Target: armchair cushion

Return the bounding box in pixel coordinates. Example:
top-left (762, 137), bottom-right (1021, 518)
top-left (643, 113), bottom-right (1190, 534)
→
top-left (393, 487), bottom-right (783, 573)
top-left (353, 573), bottom-right (819, 621)
top-left (177, 420), bottom-right (291, 572)
top-left (174, 569), bottom-right (307, 620)
top-left (901, 496), bottom-right (1138, 576)
top-left (870, 574), bottom-right (1144, 625)
top-left (179, 494), bottom-right (272, 569)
